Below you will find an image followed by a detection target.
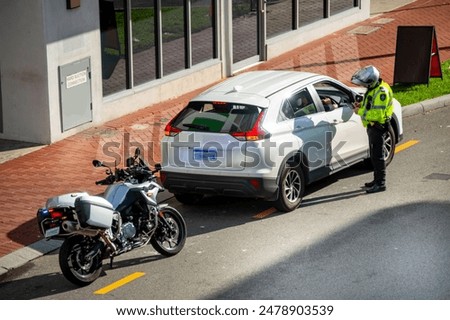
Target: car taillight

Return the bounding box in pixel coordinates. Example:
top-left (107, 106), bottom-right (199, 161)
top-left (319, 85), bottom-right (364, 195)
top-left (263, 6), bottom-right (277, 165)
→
top-left (164, 122), bottom-right (181, 137)
top-left (231, 110), bottom-right (269, 141)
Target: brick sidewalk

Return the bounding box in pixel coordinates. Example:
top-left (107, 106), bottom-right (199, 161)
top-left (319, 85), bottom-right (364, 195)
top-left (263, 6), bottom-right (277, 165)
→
top-left (1, 0), bottom-right (449, 258)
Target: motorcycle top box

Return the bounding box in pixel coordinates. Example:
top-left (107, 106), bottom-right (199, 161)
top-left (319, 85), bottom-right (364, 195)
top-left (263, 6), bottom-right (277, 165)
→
top-left (75, 195), bottom-right (114, 229)
top-left (46, 192), bottom-right (89, 209)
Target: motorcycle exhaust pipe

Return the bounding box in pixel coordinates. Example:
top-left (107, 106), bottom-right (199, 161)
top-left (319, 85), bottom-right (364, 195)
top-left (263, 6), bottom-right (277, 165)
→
top-left (62, 221), bottom-right (78, 233)
top-left (63, 222), bottom-right (100, 237)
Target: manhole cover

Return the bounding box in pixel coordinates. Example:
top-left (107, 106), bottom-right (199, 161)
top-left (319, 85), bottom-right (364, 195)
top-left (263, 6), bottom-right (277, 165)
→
top-left (424, 173), bottom-right (450, 181)
top-left (348, 26), bottom-right (380, 35)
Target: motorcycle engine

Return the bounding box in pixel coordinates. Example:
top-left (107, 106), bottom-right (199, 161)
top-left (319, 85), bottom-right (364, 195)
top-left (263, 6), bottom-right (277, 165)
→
top-left (122, 222), bottom-right (136, 240)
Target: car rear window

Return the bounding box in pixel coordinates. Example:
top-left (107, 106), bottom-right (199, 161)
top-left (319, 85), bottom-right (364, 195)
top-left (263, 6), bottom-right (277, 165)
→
top-left (172, 101), bottom-right (261, 133)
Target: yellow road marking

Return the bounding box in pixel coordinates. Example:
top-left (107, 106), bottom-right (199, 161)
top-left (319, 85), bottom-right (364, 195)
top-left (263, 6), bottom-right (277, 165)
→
top-left (253, 207), bottom-right (277, 219)
top-left (395, 139), bottom-right (420, 153)
top-left (94, 272), bottom-right (145, 295)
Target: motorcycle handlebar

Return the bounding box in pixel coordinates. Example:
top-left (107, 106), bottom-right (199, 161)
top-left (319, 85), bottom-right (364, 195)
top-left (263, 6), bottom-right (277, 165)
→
top-left (94, 161), bottom-right (162, 185)
top-left (95, 178), bottom-right (110, 185)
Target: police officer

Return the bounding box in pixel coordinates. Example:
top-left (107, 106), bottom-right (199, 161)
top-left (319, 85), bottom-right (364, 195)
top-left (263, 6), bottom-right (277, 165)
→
top-left (351, 65), bottom-right (394, 193)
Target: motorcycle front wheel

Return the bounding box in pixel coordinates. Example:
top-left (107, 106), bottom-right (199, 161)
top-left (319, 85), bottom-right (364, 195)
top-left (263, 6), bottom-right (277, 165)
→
top-left (150, 206), bottom-right (187, 256)
top-left (59, 235), bottom-right (103, 286)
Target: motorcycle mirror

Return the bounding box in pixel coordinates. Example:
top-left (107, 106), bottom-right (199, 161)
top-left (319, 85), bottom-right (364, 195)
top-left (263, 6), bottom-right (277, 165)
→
top-left (154, 163), bottom-right (162, 171)
top-left (92, 160), bottom-right (103, 168)
top-left (134, 147), bottom-right (141, 157)
top-left (126, 157), bottom-right (135, 167)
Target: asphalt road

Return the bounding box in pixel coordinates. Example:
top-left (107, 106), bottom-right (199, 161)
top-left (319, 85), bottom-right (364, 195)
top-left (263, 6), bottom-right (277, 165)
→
top-left (1, 106), bottom-right (449, 300)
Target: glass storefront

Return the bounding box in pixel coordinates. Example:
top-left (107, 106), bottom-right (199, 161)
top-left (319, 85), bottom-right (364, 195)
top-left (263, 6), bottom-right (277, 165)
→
top-left (100, 0), bottom-right (359, 97)
top-left (99, 0), bottom-right (217, 96)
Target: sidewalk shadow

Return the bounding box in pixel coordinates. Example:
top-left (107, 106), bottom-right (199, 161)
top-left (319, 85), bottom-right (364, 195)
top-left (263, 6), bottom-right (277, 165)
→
top-left (0, 139), bottom-right (45, 164)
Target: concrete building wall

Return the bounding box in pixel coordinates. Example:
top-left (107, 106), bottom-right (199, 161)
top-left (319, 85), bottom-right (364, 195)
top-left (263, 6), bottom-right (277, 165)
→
top-left (0, 0), bottom-right (50, 143)
top-left (42, 0), bottom-right (102, 143)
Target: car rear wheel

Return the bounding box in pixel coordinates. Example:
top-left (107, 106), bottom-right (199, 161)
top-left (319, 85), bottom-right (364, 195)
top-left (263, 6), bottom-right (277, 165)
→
top-left (383, 124), bottom-right (396, 166)
top-left (274, 165), bottom-right (305, 212)
top-left (364, 124), bottom-right (396, 168)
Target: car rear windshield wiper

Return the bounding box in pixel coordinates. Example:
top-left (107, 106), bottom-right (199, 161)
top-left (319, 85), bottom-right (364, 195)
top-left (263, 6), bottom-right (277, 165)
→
top-left (182, 123), bottom-right (210, 131)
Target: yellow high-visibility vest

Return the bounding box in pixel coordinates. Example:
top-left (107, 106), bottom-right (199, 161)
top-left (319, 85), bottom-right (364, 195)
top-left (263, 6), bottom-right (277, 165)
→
top-left (358, 80), bottom-right (394, 127)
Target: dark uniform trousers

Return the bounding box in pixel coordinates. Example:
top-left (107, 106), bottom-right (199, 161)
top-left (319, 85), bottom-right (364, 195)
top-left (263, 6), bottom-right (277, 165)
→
top-left (367, 122), bottom-right (388, 186)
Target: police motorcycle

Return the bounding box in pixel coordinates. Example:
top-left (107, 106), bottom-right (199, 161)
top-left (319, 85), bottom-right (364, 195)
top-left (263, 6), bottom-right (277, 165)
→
top-left (36, 148), bottom-right (187, 286)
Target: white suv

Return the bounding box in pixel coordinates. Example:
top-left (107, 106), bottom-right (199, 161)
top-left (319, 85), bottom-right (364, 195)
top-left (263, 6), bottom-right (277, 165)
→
top-left (160, 71), bottom-right (403, 211)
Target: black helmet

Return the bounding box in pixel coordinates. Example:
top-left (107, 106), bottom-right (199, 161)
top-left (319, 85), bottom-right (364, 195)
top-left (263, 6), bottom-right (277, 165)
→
top-left (351, 65), bottom-right (380, 88)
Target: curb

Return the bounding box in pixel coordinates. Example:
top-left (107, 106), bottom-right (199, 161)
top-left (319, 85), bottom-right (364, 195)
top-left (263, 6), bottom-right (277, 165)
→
top-left (0, 239), bottom-right (62, 277)
top-left (1, 96), bottom-right (449, 278)
top-left (402, 94), bottom-right (450, 117)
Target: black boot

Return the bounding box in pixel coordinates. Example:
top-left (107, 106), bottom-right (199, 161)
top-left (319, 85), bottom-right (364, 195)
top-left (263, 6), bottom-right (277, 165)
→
top-left (364, 181), bottom-right (375, 188)
top-left (366, 184), bottom-right (386, 194)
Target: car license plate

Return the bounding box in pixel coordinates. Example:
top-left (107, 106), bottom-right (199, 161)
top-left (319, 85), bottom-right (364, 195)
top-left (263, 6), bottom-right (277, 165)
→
top-left (193, 148), bottom-right (217, 161)
top-left (44, 226), bottom-right (60, 238)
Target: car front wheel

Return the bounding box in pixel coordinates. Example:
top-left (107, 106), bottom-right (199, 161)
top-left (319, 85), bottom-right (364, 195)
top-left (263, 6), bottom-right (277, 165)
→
top-left (274, 165), bottom-right (305, 212)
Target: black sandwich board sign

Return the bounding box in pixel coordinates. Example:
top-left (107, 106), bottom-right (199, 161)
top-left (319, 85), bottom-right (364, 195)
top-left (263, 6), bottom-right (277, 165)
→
top-left (393, 26), bottom-right (442, 85)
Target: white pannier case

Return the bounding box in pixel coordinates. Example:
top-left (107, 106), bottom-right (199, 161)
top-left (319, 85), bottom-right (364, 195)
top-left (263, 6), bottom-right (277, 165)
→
top-left (46, 192), bottom-right (89, 208)
top-left (75, 195), bottom-right (114, 229)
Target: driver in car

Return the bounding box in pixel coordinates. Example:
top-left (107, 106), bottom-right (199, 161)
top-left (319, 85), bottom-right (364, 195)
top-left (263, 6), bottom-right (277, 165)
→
top-left (322, 97), bottom-right (338, 111)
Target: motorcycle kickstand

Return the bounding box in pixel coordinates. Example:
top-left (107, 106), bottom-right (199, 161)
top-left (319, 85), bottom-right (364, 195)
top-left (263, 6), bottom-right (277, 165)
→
top-left (109, 256), bottom-right (114, 268)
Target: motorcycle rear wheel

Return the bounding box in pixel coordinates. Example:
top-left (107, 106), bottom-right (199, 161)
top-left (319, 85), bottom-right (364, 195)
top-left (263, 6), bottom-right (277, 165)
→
top-left (59, 235), bottom-right (103, 286)
top-left (151, 206), bottom-right (187, 256)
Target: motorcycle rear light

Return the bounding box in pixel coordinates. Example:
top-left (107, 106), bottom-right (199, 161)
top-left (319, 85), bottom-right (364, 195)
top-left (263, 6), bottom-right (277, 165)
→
top-left (49, 209), bottom-right (64, 219)
top-left (231, 110), bottom-right (269, 141)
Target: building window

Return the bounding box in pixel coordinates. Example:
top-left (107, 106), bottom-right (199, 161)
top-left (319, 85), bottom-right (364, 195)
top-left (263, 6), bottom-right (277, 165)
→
top-left (0, 65), bottom-right (3, 133)
top-left (162, 0), bottom-right (185, 76)
top-left (99, 0), bottom-right (217, 97)
top-left (299, 0), bottom-right (324, 27)
top-left (267, 0), bottom-right (293, 39)
top-left (331, 0), bottom-right (355, 15)
top-left (232, 0), bottom-right (259, 63)
top-left (131, 0), bottom-right (157, 86)
top-left (191, 0), bottom-right (216, 65)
